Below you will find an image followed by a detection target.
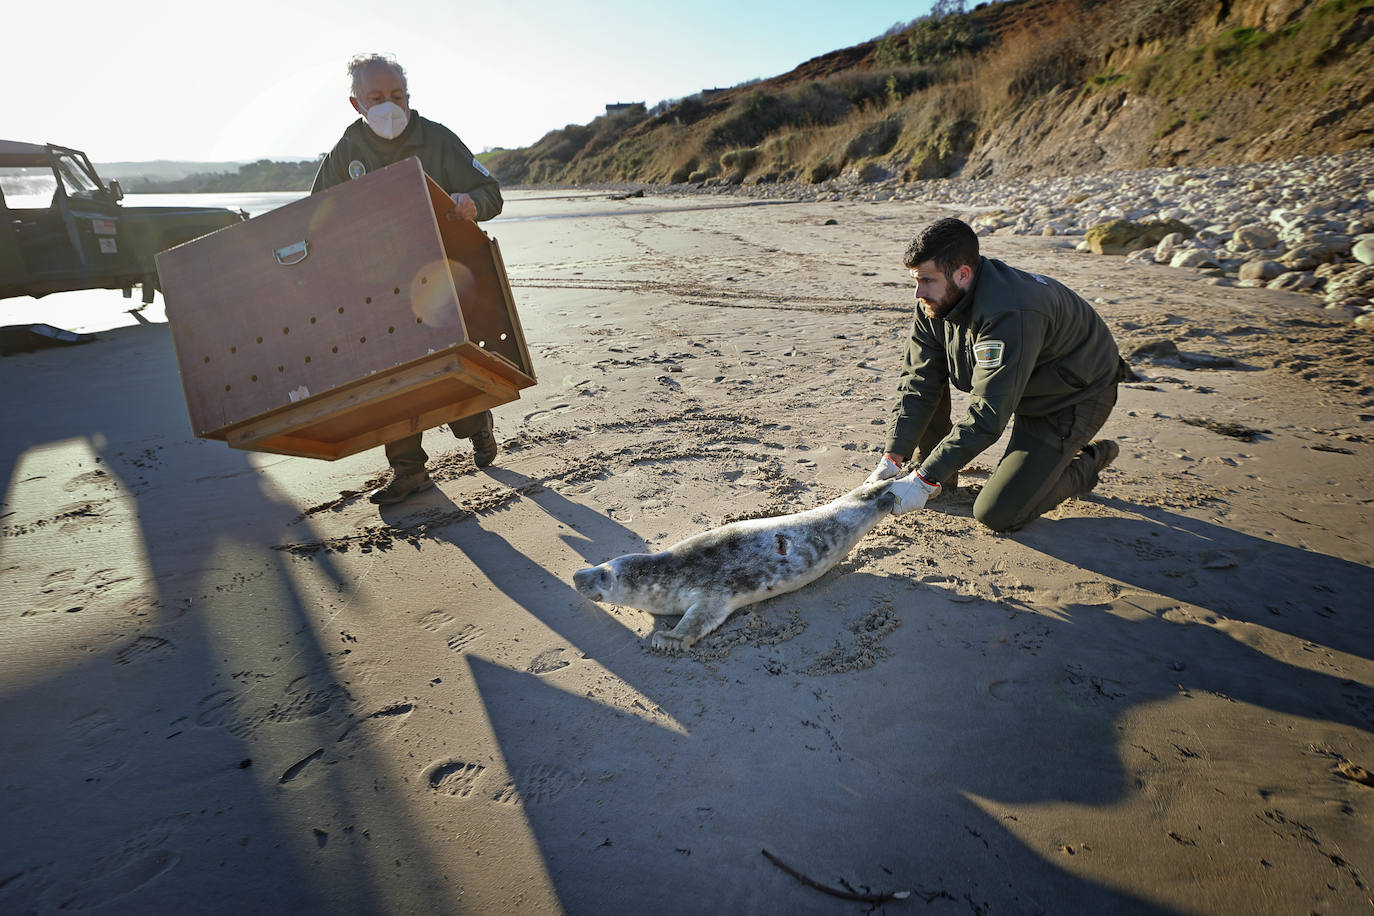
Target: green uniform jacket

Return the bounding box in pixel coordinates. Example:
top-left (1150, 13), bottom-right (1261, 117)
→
top-left (885, 256), bottom-right (1120, 484)
top-left (311, 111), bottom-right (503, 221)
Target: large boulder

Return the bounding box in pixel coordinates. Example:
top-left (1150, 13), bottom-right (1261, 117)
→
top-left (1232, 224), bottom-right (1280, 250)
top-left (1238, 260), bottom-right (1285, 283)
top-left (1170, 248), bottom-right (1218, 269)
top-left (1324, 264), bottom-right (1374, 302)
top-left (1268, 271), bottom-right (1318, 291)
top-left (1353, 237), bottom-right (1374, 266)
top-left (1154, 231), bottom-right (1188, 263)
top-left (1085, 218), bottom-right (1195, 255)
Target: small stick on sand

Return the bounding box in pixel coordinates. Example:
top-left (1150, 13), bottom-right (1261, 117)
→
top-left (761, 848), bottom-right (911, 903)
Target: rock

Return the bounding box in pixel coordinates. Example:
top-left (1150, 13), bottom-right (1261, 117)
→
top-left (1170, 248), bottom-right (1216, 269)
top-left (1280, 242), bottom-right (1337, 269)
top-left (1232, 224), bottom-right (1279, 250)
top-left (1354, 237), bottom-right (1374, 265)
top-left (1304, 233), bottom-right (1354, 259)
top-left (1125, 248), bottom-right (1157, 264)
top-left (1237, 260), bottom-right (1285, 282)
top-left (1154, 231), bottom-right (1187, 262)
top-left (1085, 218), bottom-right (1194, 255)
top-left (1267, 271), bottom-right (1318, 291)
top-left (1324, 264), bottom-right (1374, 301)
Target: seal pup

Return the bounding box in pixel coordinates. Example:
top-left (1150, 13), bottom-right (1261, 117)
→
top-left (573, 472), bottom-right (932, 650)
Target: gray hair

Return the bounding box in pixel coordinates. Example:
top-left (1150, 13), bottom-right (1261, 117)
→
top-left (348, 54), bottom-right (407, 98)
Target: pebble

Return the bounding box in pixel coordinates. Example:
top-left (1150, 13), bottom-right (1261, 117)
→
top-left (682, 148), bottom-right (1374, 324)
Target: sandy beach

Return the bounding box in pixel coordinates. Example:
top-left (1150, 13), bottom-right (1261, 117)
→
top-left (2, 188), bottom-right (1372, 913)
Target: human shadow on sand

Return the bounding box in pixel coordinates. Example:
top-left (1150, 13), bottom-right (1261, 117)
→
top-left (391, 465), bottom-right (1373, 911)
top-left (0, 323), bottom-right (457, 913)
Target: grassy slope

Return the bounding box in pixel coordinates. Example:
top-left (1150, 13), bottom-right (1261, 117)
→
top-left (486, 0), bottom-right (1374, 186)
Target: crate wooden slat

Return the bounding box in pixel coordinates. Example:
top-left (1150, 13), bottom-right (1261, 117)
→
top-left (155, 157), bottom-right (535, 460)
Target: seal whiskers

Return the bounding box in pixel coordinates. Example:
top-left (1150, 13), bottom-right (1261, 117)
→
top-left (573, 474), bottom-right (923, 650)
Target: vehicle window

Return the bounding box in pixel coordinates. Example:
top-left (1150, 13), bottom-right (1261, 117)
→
top-left (0, 166), bottom-right (57, 208)
top-left (54, 153), bottom-right (102, 198)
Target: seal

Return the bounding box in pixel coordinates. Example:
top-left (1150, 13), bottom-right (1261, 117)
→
top-left (573, 472), bottom-right (930, 650)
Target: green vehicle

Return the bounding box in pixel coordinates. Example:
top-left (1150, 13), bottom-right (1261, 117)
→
top-left (0, 140), bottom-right (245, 303)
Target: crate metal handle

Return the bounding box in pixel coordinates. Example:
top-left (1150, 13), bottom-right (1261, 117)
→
top-left (274, 240), bottom-right (309, 266)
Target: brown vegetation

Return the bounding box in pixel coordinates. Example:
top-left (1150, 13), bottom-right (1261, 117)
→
top-left (486, 0), bottom-right (1373, 186)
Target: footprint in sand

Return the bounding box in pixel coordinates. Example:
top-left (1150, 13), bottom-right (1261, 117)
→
top-left (491, 764), bottom-right (582, 806)
top-left (426, 760), bottom-right (488, 797)
top-left (527, 648), bottom-right (572, 675)
top-left (336, 701), bottom-right (416, 750)
top-left (52, 814), bottom-right (188, 910)
top-left (446, 624), bottom-right (484, 653)
top-left (523, 403), bottom-right (572, 424)
top-left (65, 711), bottom-right (133, 782)
top-left (55, 851), bottom-right (182, 911)
top-left (424, 760), bottom-right (581, 805)
top-left (195, 672), bottom-right (348, 737)
top-left (419, 609), bottom-right (454, 631)
top-left (115, 635), bottom-right (172, 665)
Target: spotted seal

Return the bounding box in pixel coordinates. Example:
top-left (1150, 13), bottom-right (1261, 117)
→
top-left (572, 473), bottom-right (930, 650)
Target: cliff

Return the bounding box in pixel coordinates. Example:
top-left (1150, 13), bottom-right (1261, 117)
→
top-left (486, 0), bottom-right (1374, 186)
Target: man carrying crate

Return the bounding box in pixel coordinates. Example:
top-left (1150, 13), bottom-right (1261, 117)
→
top-left (313, 53), bottom-right (505, 505)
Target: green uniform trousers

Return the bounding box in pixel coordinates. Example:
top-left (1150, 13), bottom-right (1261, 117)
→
top-left (384, 410), bottom-right (492, 475)
top-left (917, 382), bottom-right (1118, 532)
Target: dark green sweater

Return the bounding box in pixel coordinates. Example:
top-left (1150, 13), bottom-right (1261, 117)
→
top-left (311, 111), bottom-right (502, 221)
top-left (885, 256), bottom-right (1120, 484)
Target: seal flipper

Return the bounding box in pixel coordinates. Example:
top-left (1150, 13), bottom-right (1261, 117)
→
top-left (650, 598), bottom-right (734, 651)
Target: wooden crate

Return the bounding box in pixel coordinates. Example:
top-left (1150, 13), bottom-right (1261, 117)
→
top-left (156, 157), bottom-right (535, 460)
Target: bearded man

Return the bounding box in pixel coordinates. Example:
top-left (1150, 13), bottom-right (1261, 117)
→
top-left (869, 217), bottom-right (1125, 531)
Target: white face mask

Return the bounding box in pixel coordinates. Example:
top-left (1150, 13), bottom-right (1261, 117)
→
top-left (363, 101), bottom-right (409, 140)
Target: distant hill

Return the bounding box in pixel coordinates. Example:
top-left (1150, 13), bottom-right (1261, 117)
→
top-left (485, 0), bottom-right (1374, 186)
top-left (97, 158), bottom-right (323, 192)
top-left (95, 160), bottom-right (250, 183)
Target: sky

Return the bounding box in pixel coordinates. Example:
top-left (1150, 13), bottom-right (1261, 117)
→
top-left (11, 0), bottom-right (937, 163)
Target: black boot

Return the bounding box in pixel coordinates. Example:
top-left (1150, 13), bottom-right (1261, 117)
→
top-left (368, 470), bottom-right (435, 505)
top-left (471, 412), bottom-right (498, 468)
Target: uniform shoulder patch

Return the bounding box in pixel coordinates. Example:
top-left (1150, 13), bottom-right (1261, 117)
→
top-left (347, 160), bottom-right (366, 180)
top-left (472, 156), bottom-right (491, 177)
top-left (973, 340), bottom-right (1005, 369)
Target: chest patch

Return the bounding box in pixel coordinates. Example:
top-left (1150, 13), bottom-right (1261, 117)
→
top-left (973, 340), bottom-right (1005, 369)
top-left (348, 160), bottom-right (366, 180)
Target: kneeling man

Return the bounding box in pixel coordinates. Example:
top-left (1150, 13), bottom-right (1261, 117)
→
top-left (870, 217), bottom-right (1124, 531)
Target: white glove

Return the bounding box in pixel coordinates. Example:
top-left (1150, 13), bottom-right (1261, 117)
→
top-left (865, 455), bottom-right (904, 484)
top-left (888, 470), bottom-right (941, 514)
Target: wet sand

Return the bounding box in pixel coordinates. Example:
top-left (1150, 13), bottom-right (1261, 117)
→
top-left (2, 190), bottom-right (1372, 913)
